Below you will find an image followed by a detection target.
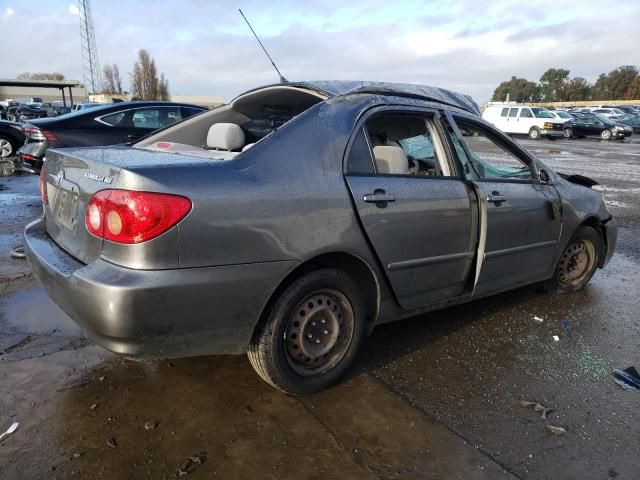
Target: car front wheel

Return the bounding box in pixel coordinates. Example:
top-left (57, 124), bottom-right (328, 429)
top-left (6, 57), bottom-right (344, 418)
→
top-left (529, 127), bottom-right (541, 140)
top-left (0, 135), bottom-right (14, 158)
top-left (601, 129), bottom-right (612, 140)
top-left (543, 226), bottom-right (604, 293)
top-left (248, 268), bottom-right (366, 395)
top-left (564, 128), bottom-right (573, 138)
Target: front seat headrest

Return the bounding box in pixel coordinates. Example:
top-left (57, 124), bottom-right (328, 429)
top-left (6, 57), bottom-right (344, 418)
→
top-left (207, 123), bottom-right (245, 150)
top-left (372, 146), bottom-right (409, 175)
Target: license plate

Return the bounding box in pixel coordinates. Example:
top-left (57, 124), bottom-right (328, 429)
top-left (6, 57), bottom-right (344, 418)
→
top-left (54, 188), bottom-right (80, 232)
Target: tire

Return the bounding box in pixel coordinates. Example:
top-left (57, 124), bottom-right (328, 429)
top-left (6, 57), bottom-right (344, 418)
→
top-left (529, 127), bottom-right (541, 140)
top-left (0, 135), bottom-right (14, 158)
top-left (543, 226), bottom-right (604, 293)
top-left (564, 128), bottom-right (573, 139)
top-left (0, 159), bottom-right (15, 177)
top-left (601, 129), bottom-right (612, 140)
top-left (248, 268), bottom-right (366, 395)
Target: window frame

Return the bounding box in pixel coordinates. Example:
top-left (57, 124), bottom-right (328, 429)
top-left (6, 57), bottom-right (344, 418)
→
top-left (342, 105), bottom-right (462, 180)
top-left (443, 110), bottom-right (542, 185)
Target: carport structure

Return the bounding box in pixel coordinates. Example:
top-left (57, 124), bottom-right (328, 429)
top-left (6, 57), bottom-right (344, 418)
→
top-left (0, 79), bottom-right (81, 107)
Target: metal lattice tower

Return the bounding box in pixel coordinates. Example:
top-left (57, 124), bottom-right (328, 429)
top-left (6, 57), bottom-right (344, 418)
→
top-left (78, 0), bottom-right (101, 94)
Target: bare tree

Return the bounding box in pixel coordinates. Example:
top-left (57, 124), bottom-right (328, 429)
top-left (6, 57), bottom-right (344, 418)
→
top-left (102, 64), bottom-right (123, 94)
top-left (130, 49), bottom-right (169, 100)
top-left (17, 72), bottom-right (65, 81)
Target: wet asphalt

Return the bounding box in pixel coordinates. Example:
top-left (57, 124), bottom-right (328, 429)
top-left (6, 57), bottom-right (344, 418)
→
top-left (0, 137), bottom-right (639, 479)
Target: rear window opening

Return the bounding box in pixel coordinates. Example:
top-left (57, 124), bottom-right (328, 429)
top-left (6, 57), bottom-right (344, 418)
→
top-left (135, 86), bottom-right (327, 160)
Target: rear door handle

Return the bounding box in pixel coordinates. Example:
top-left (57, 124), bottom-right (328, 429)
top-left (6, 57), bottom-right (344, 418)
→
top-left (486, 192), bottom-right (506, 204)
top-left (127, 134), bottom-right (142, 140)
top-left (363, 191), bottom-right (396, 203)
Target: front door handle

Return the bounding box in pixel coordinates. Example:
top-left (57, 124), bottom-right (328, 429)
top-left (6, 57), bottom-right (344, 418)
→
top-left (363, 190), bottom-right (396, 204)
top-left (486, 192), bottom-right (506, 204)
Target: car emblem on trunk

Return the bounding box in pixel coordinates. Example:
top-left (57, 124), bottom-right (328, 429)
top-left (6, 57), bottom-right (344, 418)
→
top-left (84, 172), bottom-right (113, 184)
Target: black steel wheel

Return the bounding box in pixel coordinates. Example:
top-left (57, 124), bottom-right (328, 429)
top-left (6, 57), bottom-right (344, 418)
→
top-left (248, 268), bottom-right (366, 395)
top-left (543, 226), bottom-right (603, 293)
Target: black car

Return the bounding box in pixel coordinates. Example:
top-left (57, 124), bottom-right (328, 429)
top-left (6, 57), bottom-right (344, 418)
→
top-left (567, 112), bottom-right (632, 140)
top-left (17, 101), bottom-right (207, 172)
top-left (0, 120), bottom-right (26, 159)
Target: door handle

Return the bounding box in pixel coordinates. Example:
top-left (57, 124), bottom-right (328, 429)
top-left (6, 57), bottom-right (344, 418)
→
top-left (486, 192), bottom-right (506, 204)
top-left (127, 134), bottom-right (142, 140)
top-left (363, 190), bottom-right (396, 204)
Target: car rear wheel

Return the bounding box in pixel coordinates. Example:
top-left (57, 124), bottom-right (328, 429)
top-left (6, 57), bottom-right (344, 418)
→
top-left (248, 268), bottom-right (366, 395)
top-left (543, 226), bottom-right (603, 293)
top-left (563, 128), bottom-right (573, 138)
top-left (529, 127), bottom-right (541, 140)
top-left (601, 129), bottom-right (612, 140)
top-left (0, 135), bottom-right (14, 158)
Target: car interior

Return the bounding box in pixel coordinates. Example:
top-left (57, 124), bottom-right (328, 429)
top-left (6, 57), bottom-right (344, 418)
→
top-left (137, 86), bottom-right (327, 159)
top-left (363, 114), bottom-right (449, 176)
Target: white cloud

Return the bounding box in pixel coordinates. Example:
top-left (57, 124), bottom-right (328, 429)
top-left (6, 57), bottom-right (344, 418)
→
top-left (5, 7), bottom-right (15, 16)
top-left (68, 4), bottom-right (79, 16)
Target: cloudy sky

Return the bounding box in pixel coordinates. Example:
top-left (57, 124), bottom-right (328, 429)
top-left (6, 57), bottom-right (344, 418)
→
top-left (1, 0), bottom-right (639, 102)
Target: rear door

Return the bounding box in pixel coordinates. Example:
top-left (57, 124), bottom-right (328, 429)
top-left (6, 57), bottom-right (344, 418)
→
top-left (443, 113), bottom-right (561, 295)
top-left (344, 108), bottom-right (477, 310)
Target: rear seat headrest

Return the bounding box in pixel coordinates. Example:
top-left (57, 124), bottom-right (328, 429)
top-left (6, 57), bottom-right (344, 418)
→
top-left (372, 146), bottom-right (409, 175)
top-left (207, 123), bottom-right (245, 150)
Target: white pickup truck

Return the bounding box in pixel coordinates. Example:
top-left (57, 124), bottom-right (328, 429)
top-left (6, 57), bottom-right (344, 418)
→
top-left (482, 104), bottom-right (568, 139)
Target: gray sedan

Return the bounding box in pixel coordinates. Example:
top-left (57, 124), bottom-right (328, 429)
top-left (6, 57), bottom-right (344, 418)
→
top-left (25, 81), bottom-right (617, 394)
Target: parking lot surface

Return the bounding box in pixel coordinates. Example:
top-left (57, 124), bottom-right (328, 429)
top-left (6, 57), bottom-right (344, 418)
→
top-left (1, 137), bottom-right (639, 479)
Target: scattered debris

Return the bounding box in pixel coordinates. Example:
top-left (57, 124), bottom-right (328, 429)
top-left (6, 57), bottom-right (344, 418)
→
top-left (544, 425), bottom-right (567, 435)
top-left (106, 437), bottom-right (117, 448)
top-left (97, 375), bottom-right (106, 382)
top-left (533, 316), bottom-right (544, 322)
top-left (72, 452), bottom-right (82, 459)
top-left (612, 366), bottom-right (640, 391)
top-left (520, 400), bottom-right (553, 420)
top-left (90, 403), bottom-right (99, 410)
top-left (560, 319), bottom-right (570, 332)
top-left (608, 468), bottom-right (619, 478)
top-left (144, 420), bottom-right (158, 430)
top-left (0, 422), bottom-right (19, 443)
top-left (9, 245), bottom-right (26, 259)
top-left (245, 405), bottom-right (254, 414)
top-left (552, 335), bottom-right (560, 342)
top-left (177, 452), bottom-right (206, 476)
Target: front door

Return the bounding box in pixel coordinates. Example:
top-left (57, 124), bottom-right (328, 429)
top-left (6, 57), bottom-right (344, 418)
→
top-left (344, 110), bottom-right (477, 310)
top-left (444, 114), bottom-right (562, 295)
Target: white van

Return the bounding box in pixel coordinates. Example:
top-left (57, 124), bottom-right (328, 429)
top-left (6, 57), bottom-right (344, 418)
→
top-left (482, 104), bottom-right (567, 139)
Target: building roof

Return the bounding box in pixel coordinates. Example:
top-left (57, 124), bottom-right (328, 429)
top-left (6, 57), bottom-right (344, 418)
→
top-left (0, 79), bottom-right (81, 89)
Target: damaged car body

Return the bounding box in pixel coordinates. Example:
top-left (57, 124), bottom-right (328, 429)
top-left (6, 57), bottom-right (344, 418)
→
top-left (24, 81), bottom-right (617, 394)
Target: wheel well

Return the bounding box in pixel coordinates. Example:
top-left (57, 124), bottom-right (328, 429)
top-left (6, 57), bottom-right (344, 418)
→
top-left (578, 216), bottom-right (607, 264)
top-left (256, 253), bottom-right (380, 335)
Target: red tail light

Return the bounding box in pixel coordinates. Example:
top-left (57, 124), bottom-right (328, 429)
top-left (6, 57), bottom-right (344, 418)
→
top-left (23, 126), bottom-right (46, 140)
top-left (42, 130), bottom-right (59, 143)
top-left (85, 190), bottom-right (191, 244)
top-left (39, 168), bottom-right (48, 205)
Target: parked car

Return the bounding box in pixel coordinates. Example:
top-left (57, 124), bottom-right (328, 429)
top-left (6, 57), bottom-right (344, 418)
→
top-left (588, 108), bottom-right (626, 121)
top-left (567, 113), bottom-right (632, 140)
top-left (616, 114), bottom-right (640, 134)
top-left (548, 110), bottom-right (575, 138)
top-left (7, 103), bottom-right (48, 122)
top-left (17, 101), bottom-right (206, 172)
top-left (25, 81), bottom-right (617, 394)
top-left (0, 120), bottom-right (25, 158)
top-left (71, 102), bottom-right (102, 112)
top-left (482, 104), bottom-right (567, 139)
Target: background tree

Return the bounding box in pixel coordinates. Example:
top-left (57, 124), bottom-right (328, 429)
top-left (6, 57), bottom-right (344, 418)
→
top-left (102, 64), bottom-right (123, 94)
top-left (130, 49), bottom-right (170, 101)
top-left (17, 72), bottom-right (65, 81)
top-left (491, 76), bottom-right (541, 102)
top-left (564, 77), bottom-right (591, 101)
top-left (626, 76), bottom-right (640, 100)
top-left (539, 68), bottom-right (570, 101)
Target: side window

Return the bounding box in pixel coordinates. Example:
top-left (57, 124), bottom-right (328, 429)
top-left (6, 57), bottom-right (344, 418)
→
top-left (500, 108), bottom-right (509, 117)
top-left (364, 113), bottom-right (450, 177)
top-left (132, 107), bottom-right (182, 129)
top-left (508, 108), bottom-right (519, 118)
top-left (99, 111), bottom-right (126, 126)
top-left (346, 128), bottom-right (374, 174)
top-left (450, 119), bottom-right (533, 181)
top-left (520, 108), bottom-right (533, 118)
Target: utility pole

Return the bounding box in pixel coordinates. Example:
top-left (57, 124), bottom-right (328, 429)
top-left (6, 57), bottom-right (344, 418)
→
top-left (78, 0), bottom-right (101, 95)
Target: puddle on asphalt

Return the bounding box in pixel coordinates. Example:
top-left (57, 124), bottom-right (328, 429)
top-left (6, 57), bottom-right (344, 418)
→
top-left (2, 287), bottom-right (81, 335)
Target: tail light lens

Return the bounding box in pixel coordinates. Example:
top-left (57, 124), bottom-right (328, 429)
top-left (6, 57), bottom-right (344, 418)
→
top-left (39, 168), bottom-right (48, 205)
top-left (85, 190), bottom-right (191, 244)
top-left (42, 130), bottom-right (59, 143)
top-left (23, 126), bottom-right (58, 144)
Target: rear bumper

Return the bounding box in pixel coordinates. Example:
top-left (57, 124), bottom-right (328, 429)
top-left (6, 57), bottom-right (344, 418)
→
top-left (24, 218), bottom-right (298, 357)
top-left (602, 216), bottom-right (618, 267)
